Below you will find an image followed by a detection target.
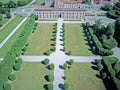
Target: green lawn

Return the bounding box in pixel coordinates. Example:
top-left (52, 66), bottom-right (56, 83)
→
top-left (0, 18), bottom-right (28, 57)
top-left (0, 16), bottom-right (23, 43)
top-left (65, 24), bottom-right (93, 56)
top-left (25, 23), bottom-right (53, 55)
top-left (10, 62), bottom-right (53, 90)
top-left (65, 63), bottom-right (106, 90)
top-left (33, 0), bottom-right (44, 4)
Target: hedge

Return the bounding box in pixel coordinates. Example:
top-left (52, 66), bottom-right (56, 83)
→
top-left (102, 57), bottom-right (120, 90)
top-left (0, 15), bottom-right (36, 90)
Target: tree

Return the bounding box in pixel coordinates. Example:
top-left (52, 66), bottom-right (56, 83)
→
top-left (48, 63), bottom-right (55, 70)
top-left (43, 58), bottom-right (49, 65)
top-left (47, 74), bottom-right (54, 82)
top-left (114, 18), bottom-right (120, 44)
top-left (7, 1), bottom-right (16, 8)
top-left (0, 2), bottom-right (3, 7)
top-left (69, 59), bottom-right (74, 65)
top-left (6, 12), bottom-right (11, 18)
top-left (3, 83), bottom-right (11, 90)
top-left (8, 74), bottom-right (16, 81)
top-left (63, 63), bottom-right (67, 70)
top-left (106, 23), bottom-right (115, 38)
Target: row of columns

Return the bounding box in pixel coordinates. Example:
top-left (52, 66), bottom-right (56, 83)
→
top-left (35, 11), bottom-right (85, 19)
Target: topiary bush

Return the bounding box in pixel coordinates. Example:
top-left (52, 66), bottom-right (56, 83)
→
top-left (3, 83), bottom-right (11, 90)
top-left (43, 58), bottom-right (49, 65)
top-left (69, 59), bottom-right (74, 65)
top-left (68, 51), bottom-right (71, 56)
top-left (47, 83), bottom-right (53, 90)
top-left (48, 63), bottom-right (55, 70)
top-left (13, 63), bottom-right (21, 71)
top-left (51, 46), bottom-right (56, 51)
top-left (45, 50), bottom-right (51, 56)
top-left (97, 63), bottom-right (103, 71)
top-left (15, 58), bottom-right (23, 64)
top-left (47, 74), bottom-right (54, 82)
top-left (102, 72), bottom-right (107, 79)
top-left (63, 63), bottom-right (68, 70)
top-left (8, 74), bottom-right (16, 81)
top-left (64, 83), bottom-right (69, 90)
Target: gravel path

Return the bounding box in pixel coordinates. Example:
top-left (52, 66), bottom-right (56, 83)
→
top-left (0, 17), bottom-right (27, 48)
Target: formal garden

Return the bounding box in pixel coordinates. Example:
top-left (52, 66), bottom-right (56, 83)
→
top-left (0, 0), bottom-right (120, 90)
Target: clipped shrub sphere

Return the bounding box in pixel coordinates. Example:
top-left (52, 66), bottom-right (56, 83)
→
top-left (3, 83), bottom-right (11, 90)
top-left (16, 58), bottom-right (23, 64)
top-left (48, 63), bottom-right (55, 70)
top-left (8, 74), bottom-right (16, 81)
top-left (13, 63), bottom-right (21, 71)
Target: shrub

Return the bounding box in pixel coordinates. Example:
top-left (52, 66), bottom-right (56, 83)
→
top-left (3, 83), bottom-right (11, 90)
top-left (45, 50), bottom-right (51, 56)
top-left (97, 63), bottom-right (103, 71)
top-left (69, 59), bottom-right (74, 65)
top-left (47, 74), bottom-right (54, 82)
top-left (63, 63), bottom-right (68, 70)
top-left (64, 83), bottom-right (69, 90)
top-left (63, 47), bottom-right (66, 51)
top-left (15, 58), bottom-right (23, 64)
top-left (68, 51), bottom-right (71, 56)
top-left (51, 46), bottom-right (56, 51)
top-left (8, 74), bottom-right (16, 81)
top-left (102, 72), bottom-right (107, 79)
top-left (43, 58), bottom-right (49, 65)
top-left (47, 83), bottom-right (53, 90)
top-left (48, 63), bottom-right (55, 70)
top-left (13, 63), bottom-right (21, 71)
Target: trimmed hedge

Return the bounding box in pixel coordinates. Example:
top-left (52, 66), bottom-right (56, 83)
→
top-left (0, 15), bottom-right (36, 90)
top-left (101, 57), bottom-right (120, 90)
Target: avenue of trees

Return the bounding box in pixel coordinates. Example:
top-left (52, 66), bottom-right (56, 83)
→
top-left (0, 14), bottom-right (36, 90)
top-left (95, 57), bottom-right (120, 90)
top-left (83, 20), bottom-right (117, 56)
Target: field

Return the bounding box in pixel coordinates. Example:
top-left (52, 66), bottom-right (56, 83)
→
top-left (65, 24), bottom-right (93, 56)
top-left (25, 23), bottom-right (53, 55)
top-left (65, 63), bottom-right (106, 90)
top-left (0, 16), bottom-right (23, 43)
top-left (10, 62), bottom-right (53, 90)
top-left (0, 18), bottom-right (28, 57)
top-left (33, 0), bottom-right (44, 4)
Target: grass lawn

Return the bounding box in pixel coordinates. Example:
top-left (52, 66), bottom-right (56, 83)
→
top-left (33, 0), bottom-right (44, 4)
top-left (65, 63), bottom-right (106, 90)
top-left (10, 62), bottom-right (53, 90)
top-left (25, 23), bottom-right (53, 55)
top-left (0, 18), bottom-right (28, 57)
top-left (65, 24), bottom-right (93, 56)
top-left (0, 16), bottom-right (23, 43)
